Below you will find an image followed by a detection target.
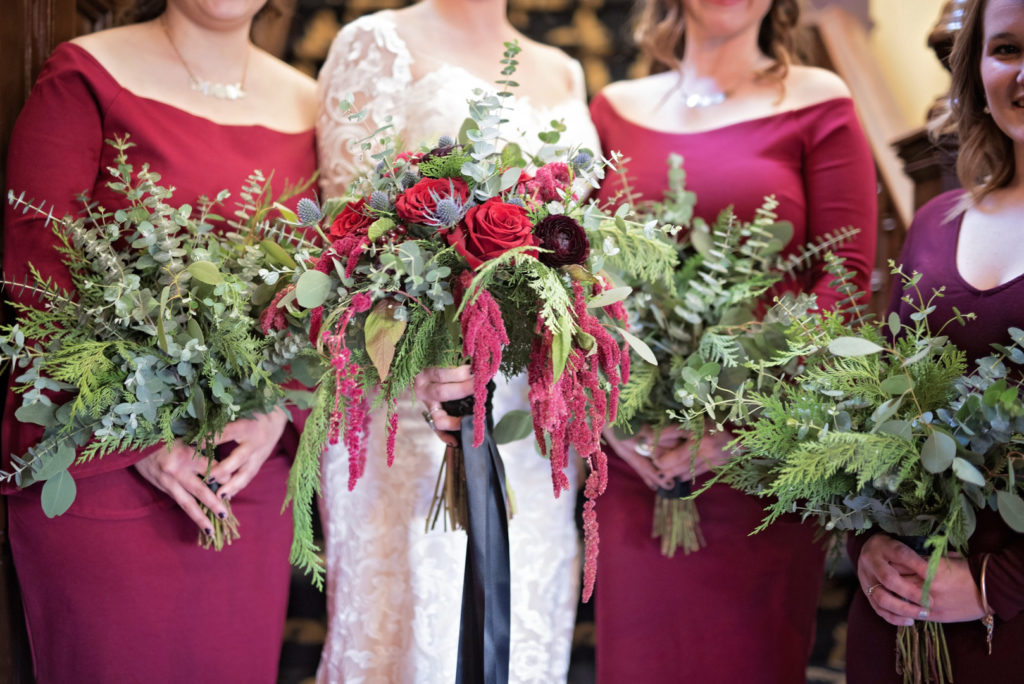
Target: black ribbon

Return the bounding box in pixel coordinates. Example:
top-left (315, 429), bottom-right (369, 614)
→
top-left (444, 383), bottom-right (511, 684)
top-left (657, 477), bottom-right (692, 500)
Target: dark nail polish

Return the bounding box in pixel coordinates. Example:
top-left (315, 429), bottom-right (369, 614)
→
top-left (205, 527), bottom-right (213, 537)
top-left (218, 511), bottom-right (226, 520)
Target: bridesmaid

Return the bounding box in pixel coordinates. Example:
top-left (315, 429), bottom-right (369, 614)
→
top-left (847, 0), bottom-right (1024, 680)
top-left (3, 1), bottom-right (316, 682)
top-left (588, 0), bottom-right (876, 681)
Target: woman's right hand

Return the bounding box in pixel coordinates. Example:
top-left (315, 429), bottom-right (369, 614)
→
top-left (413, 365), bottom-right (475, 447)
top-left (602, 425), bottom-right (686, 491)
top-left (857, 533), bottom-right (931, 626)
top-left (134, 441), bottom-right (231, 536)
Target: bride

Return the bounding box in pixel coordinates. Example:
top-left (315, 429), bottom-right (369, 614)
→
top-left (315, 0), bottom-right (600, 681)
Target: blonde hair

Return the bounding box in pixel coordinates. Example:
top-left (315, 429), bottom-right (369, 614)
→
top-left (633, 0), bottom-right (801, 81)
top-left (946, 0), bottom-right (1015, 201)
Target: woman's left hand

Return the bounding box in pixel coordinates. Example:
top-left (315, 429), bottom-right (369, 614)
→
top-left (206, 407), bottom-right (289, 500)
top-left (651, 429), bottom-right (733, 482)
top-left (911, 554), bottom-right (988, 623)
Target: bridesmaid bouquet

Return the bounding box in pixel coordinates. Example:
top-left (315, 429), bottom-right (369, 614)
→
top-left (0, 137), bottom-right (310, 548)
top-left (682, 264), bottom-right (1024, 684)
top-left (261, 44), bottom-right (677, 596)
top-left (611, 154), bottom-right (859, 557)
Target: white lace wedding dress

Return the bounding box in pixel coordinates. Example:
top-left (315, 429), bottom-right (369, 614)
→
top-left (314, 11), bottom-right (601, 684)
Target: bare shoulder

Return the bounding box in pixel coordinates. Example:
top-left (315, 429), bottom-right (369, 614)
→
top-left (516, 35), bottom-right (581, 89)
top-left (599, 73), bottom-right (675, 112)
top-left (70, 23), bottom-right (152, 67)
top-left (781, 65), bottom-right (852, 109)
top-left (253, 50), bottom-right (318, 121)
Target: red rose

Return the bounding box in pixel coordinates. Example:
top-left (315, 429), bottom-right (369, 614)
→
top-left (329, 198), bottom-right (374, 239)
top-left (395, 177), bottom-right (469, 225)
top-left (446, 197), bottom-right (537, 269)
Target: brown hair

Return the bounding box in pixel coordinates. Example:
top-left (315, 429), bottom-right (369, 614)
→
top-left (633, 0), bottom-right (800, 81)
top-left (947, 0), bottom-right (1015, 200)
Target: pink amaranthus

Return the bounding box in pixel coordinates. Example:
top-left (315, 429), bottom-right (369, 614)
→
top-left (527, 281), bottom-right (628, 601)
top-left (458, 272), bottom-right (510, 446)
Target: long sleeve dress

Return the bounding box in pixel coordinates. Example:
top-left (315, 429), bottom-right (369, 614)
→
top-left (2, 43), bottom-right (316, 684)
top-left (846, 189), bottom-right (1024, 682)
top-left (314, 11), bottom-right (600, 683)
top-left (589, 91), bottom-right (878, 683)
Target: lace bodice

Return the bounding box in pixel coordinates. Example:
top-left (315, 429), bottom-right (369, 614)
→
top-left (315, 12), bottom-right (599, 684)
top-left (316, 10), bottom-right (600, 196)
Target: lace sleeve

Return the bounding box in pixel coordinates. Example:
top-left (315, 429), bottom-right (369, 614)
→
top-left (316, 13), bottom-right (413, 196)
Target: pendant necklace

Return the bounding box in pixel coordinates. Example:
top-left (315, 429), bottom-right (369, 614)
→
top-left (162, 17), bottom-right (249, 100)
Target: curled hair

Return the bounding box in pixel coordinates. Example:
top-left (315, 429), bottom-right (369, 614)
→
top-left (633, 0), bottom-right (800, 81)
top-left (946, 0), bottom-right (1014, 201)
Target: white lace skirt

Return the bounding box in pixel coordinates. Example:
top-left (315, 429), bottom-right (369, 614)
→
top-left (316, 374), bottom-right (580, 684)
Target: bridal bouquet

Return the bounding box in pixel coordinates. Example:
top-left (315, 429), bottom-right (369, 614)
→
top-left (262, 44), bottom-right (676, 596)
top-left (610, 154), bottom-right (859, 557)
top-left (684, 264), bottom-right (1024, 683)
top-left (0, 137), bottom-right (309, 549)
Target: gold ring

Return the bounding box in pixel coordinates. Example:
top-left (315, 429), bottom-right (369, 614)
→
top-left (866, 583), bottom-right (882, 598)
top-left (421, 411), bottom-right (436, 431)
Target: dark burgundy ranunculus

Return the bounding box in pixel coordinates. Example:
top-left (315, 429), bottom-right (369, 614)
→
top-left (329, 198), bottom-right (374, 239)
top-left (445, 197), bottom-right (537, 269)
top-left (394, 177), bottom-right (469, 224)
top-left (534, 214), bottom-right (589, 267)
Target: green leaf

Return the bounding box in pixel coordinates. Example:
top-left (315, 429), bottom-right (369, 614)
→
top-left (618, 327), bottom-right (657, 365)
top-left (921, 430), bottom-right (956, 473)
top-left (40, 468), bottom-right (76, 518)
top-left (186, 318), bottom-right (205, 346)
top-left (586, 286), bottom-right (631, 309)
top-left (368, 218), bottom-right (395, 242)
top-left (457, 118), bottom-right (477, 146)
top-left (551, 323), bottom-right (572, 382)
top-left (364, 300), bottom-right (407, 380)
top-left (997, 490), bottom-right (1024, 533)
top-left (273, 202), bottom-right (299, 224)
top-left (499, 166), bottom-right (522, 192)
top-left (869, 397), bottom-right (902, 426)
top-left (188, 260), bottom-right (223, 285)
top-left (493, 410), bottom-right (534, 445)
top-left (888, 312), bottom-right (902, 338)
top-left (691, 225), bottom-right (713, 257)
top-left (828, 336), bottom-right (884, 357)
top-left (952, 457), bottom-right (985, 486)
top-left (15, 402), bottom-right (56, 427)
top-left (157, 286), bottom-right (170, 353)
top-left (295, 270), bottom-right (332, 308)
top-left (260, 239), bottom-right (298, 269)
top-left (34, 442), bottom-right (76, 482)
top-left (879, 374), bottom-right (913, 395)
top-left (190, 386), bottom-right (207, 421)
top-left (876, 419), bottom-right (913, 442)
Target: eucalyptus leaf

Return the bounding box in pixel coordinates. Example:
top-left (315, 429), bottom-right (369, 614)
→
top-left (952, 457), bottom-right (986, 486)
top-left (586, 286), bottom-right (631, 309)
top-left (879, 374), bottom-right (913, 395)
top-left (618, 327), bottom-right (657, 365)
top-left (828, 337), bottom-right (884, 357)
top-left (15, 401), bottom-right (57, 427)
top-left (295, 270), bottom-right (332, 308)
top-left (260, 239), bottom-right (298, 269)
top-left (40, 469), bottom-right (76, 518)
top-left (921, 430), bottom-right (956, 473)
top-left (996, 490), bottom-right (1024, 533)
top-left (493, 410), bottom-right (534, 445)
top-left (187, 261), bottom-right (223, 285)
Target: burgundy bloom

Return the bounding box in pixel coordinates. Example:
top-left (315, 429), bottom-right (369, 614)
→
top-left (446, 197), bottom-right (537, 269)
top-left (523, 162), bottom-right (571, 202)
top-left (534, 214), bottom-right (589, 267)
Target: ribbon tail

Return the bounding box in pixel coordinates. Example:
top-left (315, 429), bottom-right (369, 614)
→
top-left (455, 413), bottom-right (511, 684)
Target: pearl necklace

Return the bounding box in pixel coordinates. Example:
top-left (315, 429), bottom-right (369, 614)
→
top-left (680, 90), bottom-right (728, 108)
top-left (161, 17), bottom-right (249, 100)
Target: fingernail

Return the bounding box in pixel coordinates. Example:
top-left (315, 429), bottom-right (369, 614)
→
top-left (904, 619), bottom-right (915, 626)
top-left (206, 476), bottom-right (217, 484)
top-left (220, 492), bottom-right (230, 501)
top-left (205, 527), bottom-right (213, 537)
top-left (918, 610), bottom-right (929, 619)
top-left (218, 511), bottom-right (227, 520)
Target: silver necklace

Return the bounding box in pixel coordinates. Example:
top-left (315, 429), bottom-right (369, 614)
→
top-left (680, 90), bottom-right (728, 108)
top-left (161, 17), bottom-right (249, 100)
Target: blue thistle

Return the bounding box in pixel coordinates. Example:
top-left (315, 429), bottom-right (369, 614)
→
top-left (434, 198), bottom-right (460, 227)
top-left (376, 160), bottom-right (389, 175)
top-left (437, 135), bottom-right (455, 148)
top-left (399, 171), bottom-right (419, 189)
top-left (506, 197), bottom-right (526, 208)
top-left (370, 190), bottom-right (391, 211)
top-left (296, 197), bottom-right (322, 225)
top-left (571, 151), bottom-right (593, 172)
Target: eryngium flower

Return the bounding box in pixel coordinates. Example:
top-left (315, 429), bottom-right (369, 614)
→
top-left (296, 197), bottom-right (322, 225)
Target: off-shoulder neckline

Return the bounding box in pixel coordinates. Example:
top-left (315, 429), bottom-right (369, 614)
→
top-left (591, 91), bottom-right (856, 137)
top-left (56, 42), bottom-right (314, 137)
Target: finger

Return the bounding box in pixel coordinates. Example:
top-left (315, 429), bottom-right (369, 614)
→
top-left (180, 470), bottom-right (231, 519)
top-left (431, 414), bottom-right (463, 432)
top-left (434, 429), bottom-right (460, 447)
top-left (870, 585), bottom-right (928, 622)
top-left (162, 476), bottom-right (219, 534)
top-left (619, 451), bottom-right (664, 491)
top-left (424, 379), bottom-right (475, 404)
top-left (419, 365), bottom-right (473, 384)
top-left (207, 447), bottom-right (248, 484)
top-left (216, 459), bottom-right (261, 500)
